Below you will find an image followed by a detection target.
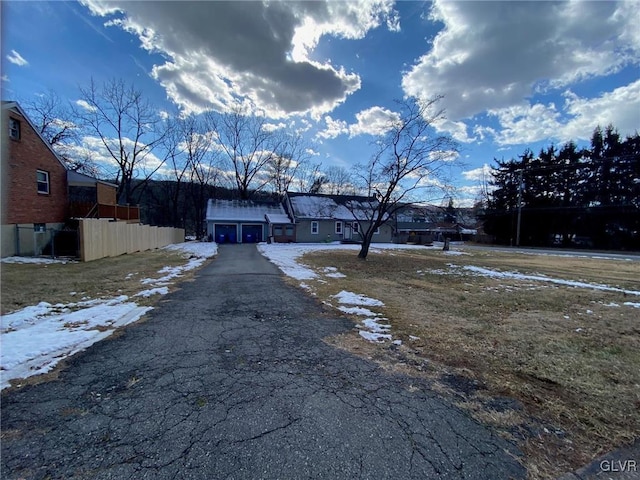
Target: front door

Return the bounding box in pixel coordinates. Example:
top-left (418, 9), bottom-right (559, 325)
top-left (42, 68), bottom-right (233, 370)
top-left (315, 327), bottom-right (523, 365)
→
top-left (344, 223), bottom-right (352, 240)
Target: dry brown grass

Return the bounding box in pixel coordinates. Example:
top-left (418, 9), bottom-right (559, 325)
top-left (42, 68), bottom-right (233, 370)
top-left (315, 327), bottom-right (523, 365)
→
top-left (301, 248), bottom-right (640, 479)
top-left (1, 249), bottom-right (202, 315)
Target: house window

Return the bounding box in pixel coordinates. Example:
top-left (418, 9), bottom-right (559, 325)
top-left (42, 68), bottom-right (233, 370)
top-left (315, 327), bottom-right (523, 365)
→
top-left (274, 226), bottom-right (283, 236)
top-left (374, 226), bottom-right (380, 235)
top-left (9, 118), bottom-right (20, 140)
top-left (335, 221), bottom-right (342, 234)
top-left (34, 223), bottom-right (46, 232)
top-left (352, 222), bottom-right (359, 234)
top-left (37, 170), bottom-right (50, 194)
top-left (311, 221), bottom-right (319, 234)
top-left (285, 225), bottom-right (294, 236)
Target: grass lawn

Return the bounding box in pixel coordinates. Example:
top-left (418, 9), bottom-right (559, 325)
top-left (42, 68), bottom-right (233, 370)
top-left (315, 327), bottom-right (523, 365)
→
top-left (298, 247), bottom-right (639, 479)
top-left (1, 249), bottom-right (198, 315)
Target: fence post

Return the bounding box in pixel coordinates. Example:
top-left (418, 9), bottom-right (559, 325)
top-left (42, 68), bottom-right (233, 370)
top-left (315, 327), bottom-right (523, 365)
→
top-left (15, 224), bottom-right (20, 256)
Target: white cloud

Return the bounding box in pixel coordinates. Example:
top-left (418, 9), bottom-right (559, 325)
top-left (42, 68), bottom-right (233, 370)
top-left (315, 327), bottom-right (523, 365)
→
top-left (262, 122), bottom-right (287, 133)
top-left (402, 1), bottom-right (640, 125)
top-left (462, 164), bottom-right (494, 182)
top-left (305, 148), bottom-right (320, 156)
top-left (489, 79), bottom-right (640, 145)
top-left (434, 118), bottom-right (474, 143)
top-left (6, 50), bottom-right (28, 66)
top-left (316, 106), bottom-right (402, 140)
top-left (1, 75), bottom-right (9, 82)
top-left (489, 103), bottom-right (562, 146)
top-left (75, 99), bottom-right (97, 112)
top-left (291, 1), bottom-right (399, 61)
top-left (348, 106), bottom-right (400, 137)
top-left (82, 1), bottom-right (398, 118)
top-left (61, 135), bottom-right (165, 176)
top-left (560, 80), bottom-right (640, 140)
top-left (316, 115), bottom-right (349, 139)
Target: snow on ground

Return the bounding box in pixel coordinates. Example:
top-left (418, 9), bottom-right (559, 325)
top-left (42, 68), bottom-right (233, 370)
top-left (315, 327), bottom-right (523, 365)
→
top-left (332, 290), bottom-right (385, 307)
top-left (337, 306), bottom-right (378, 316)
top-left (1, 256), bottom-right (74, 264)
top-left (454, 265), bottom-right (640, 296)
top-left (332, 292), bottom-right (393, 342)
top-left (258, 242), bottom-right (640, 344)
top-left (322, 267), bottom-right (346, 278)
top-left (443, 250), bottom-right (470, 256)
top-left (257, 242), bottom-right (435, 280)
top-left (0, 242), bottom-right (217, 390)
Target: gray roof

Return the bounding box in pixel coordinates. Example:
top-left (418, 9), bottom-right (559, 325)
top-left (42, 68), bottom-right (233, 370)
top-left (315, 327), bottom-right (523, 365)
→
top-left (287, 193), bottom-right (383, 221)
top-left (67, 170), bottom-right (117, 188)
top-left (206, 199), bottom-right (290, 223)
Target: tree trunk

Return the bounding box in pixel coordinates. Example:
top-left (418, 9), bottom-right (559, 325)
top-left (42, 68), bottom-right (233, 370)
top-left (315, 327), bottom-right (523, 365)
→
top-left (358, 236), bottom-right (372, 259)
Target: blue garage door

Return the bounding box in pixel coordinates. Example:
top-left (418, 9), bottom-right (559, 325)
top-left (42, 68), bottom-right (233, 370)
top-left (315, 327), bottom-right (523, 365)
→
top-left (241, 224), bottom-right (262, 243)
top-left (215, 224), bottom-right (237, 243)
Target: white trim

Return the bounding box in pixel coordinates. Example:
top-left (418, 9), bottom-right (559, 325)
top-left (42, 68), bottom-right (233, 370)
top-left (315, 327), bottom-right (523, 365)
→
top-left (374, 226), bottom-right (380, 234)
top-left (311, 221), bottom-right (319, 234)
top-left (9, 117), bottom-right (20, 140)
top-left (352, 222), bottom-right (359, 233)
top-left (335, 221), bottom-right (342, 234)
top-left (36, 170), bottom-right (50, 194)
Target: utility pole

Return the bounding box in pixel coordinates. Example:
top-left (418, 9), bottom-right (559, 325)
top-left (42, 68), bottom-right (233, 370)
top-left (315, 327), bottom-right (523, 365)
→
top-left (516, 167), bottom-right (523, 247)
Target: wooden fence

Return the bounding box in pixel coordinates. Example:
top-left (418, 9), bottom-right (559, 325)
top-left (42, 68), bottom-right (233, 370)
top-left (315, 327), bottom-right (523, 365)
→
top-left (79, 219), bottom-right (185, 262)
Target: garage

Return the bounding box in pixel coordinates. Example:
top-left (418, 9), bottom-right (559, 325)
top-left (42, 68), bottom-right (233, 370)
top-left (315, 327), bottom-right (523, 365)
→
top-left (241, 224), bottom-right (262, 243)
top-left (215, 224), bottom-right (238, 243)
top-left (206, 199), bottom-right (291, 245)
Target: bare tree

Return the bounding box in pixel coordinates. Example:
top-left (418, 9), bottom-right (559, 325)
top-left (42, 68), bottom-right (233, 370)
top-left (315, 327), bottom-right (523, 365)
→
top-left (160, 115), bottom-right (200, 229)
top-left (22, 90), bottom-right (101, 175)
top-left (350, 96), bottom-right (458, 259)
top-left (323, 165), bottom-right (354, 194)
top-left (208, 106), bottom-right (282, 199)
top-left (188, 148), bottom-right (222, 239)
top-left (75, 78), bottom-right (168, 204)
top-left (24, 90), bottom-right (75, 146)
top-left (266, 132), bottom-right (310, 198)
top-left (293, 161), bottom-right (325, 193)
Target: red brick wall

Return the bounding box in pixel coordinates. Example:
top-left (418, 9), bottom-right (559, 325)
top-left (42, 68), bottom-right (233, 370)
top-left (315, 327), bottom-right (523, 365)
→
top-left (5, 110), bottom-right (68, 224)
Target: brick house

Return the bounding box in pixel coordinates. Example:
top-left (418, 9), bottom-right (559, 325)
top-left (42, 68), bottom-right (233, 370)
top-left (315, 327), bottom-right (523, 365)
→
top-left (1, 101), bottom-right (141, 257)
top-left (1, 101), bottom-right (70, 256)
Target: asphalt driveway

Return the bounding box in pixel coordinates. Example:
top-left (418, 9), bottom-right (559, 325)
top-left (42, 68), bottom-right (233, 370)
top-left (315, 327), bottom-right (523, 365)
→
top-left (1, 244), bottom-right (525, 479)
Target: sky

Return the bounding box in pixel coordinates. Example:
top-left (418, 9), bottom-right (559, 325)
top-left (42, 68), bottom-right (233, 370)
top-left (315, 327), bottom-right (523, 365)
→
top-left (2, 0), bottom-right (639, 206)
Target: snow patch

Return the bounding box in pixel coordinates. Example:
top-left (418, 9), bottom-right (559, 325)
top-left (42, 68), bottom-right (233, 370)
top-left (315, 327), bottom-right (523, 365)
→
top-left (1, 256), bottom-right (73, 264)
top-left (1, 298), bottom-right (151, 389)
top-left (443, 250), bottom-right (469, 256)
top-left (433, 264), bottom-right (640, 296)
top-left (257, 243), bottom-right (434, 280)
top-left (134, 287), bottom-right (169, 297)
top-left (332, 290), bottom-right (384, 307)
top-left (338, 306), bottom-right (378, 316)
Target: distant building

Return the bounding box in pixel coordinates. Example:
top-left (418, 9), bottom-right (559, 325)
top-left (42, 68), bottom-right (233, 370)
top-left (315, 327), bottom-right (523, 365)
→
top-left (205, 199), bottom-right (294, 243)
top-left (284, 192), bottom-right (394, 243)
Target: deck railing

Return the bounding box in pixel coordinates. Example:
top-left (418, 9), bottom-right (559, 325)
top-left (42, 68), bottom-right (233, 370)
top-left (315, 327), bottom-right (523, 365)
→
top-left (69, 202), bottom-right (140, 221)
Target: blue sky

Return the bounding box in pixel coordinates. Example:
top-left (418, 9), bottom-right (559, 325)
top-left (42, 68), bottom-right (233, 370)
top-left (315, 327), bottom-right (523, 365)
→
top-left (3, 1), bottom-right (639, 206)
